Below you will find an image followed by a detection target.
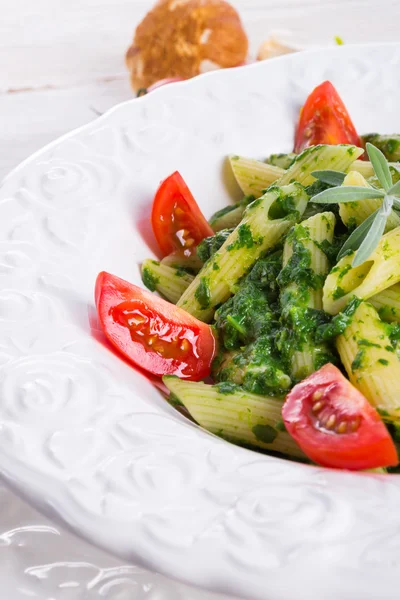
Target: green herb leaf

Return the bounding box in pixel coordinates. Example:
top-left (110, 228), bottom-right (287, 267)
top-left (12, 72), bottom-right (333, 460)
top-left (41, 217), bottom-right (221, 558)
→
top-left (226, 314), bottom-right (246, 335)
top-left (312, 186), bottom-right (385, 204)
top-left (388, 179), bottom-right (400, 196)
top-left (337, 209), bottom-right (379, 261)
top-left (389, 195), bottom-right (400, 211)
top-left (352, 196), bottom-right (393, 267)
top-left (366, 142), bottom-right (393, 191)
top-left (311, 170), bottom-right (346, 186)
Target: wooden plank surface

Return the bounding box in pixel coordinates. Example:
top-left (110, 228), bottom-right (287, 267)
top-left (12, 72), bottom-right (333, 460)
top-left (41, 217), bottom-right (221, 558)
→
top-left (2, 0), bottom-right (400, 178)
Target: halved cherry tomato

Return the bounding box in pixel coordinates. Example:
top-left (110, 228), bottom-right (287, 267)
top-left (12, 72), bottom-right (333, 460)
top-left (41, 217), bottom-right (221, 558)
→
top-left (95, 272), bottom-right (217, 380)
top-left (294, 81), bottom-right (361, 153)
top-left (151, 171), bottom-right (214, 256)
top-left (282, 363), bottom-right (398, 470)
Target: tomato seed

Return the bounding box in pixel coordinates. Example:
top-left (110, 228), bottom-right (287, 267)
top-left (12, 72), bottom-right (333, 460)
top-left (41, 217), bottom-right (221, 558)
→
top-left (312, 401), bottom-right (324, 413)
top-left (325, 414), bottom-right (336, 429)
top-left (147, 336), bottom-right (156, 346)
top-left (179, 339), bottom-right (190, 352)
top-left (129, 314), bottom-right (147, 326)
top-left (312, 390), bottom-right (323, 401)
top-left (336, 421), bottom-right (347, 434)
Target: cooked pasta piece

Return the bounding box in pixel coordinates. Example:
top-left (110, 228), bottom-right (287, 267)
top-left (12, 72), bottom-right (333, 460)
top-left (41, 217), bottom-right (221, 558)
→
top-left (339, 171), bottom-right (400, 231)
top-left (209, 203), bottom-right (246, 231)
top-left (350, 160), bottom-right (376, 179)
top-left (177, 183), bottom-right (309, 321)
top-left (280, 212), bottom-right (336, 380)
top-left (323, 226), bottom-right (400, 314)
top-left (361, 134), bottom-right (400, 162)
top-left (230, 144), bottom-right (363, 198)
top-left (277, 144), bottom-right (364, 187)
top-left (160, 251), bottom-right (203, 274)
top-left (370, 283), bottom-right (400, 322)
top-left (230, 156), bottom-right (396, 183)
top-left (351, 159), bottom-right (400, 178)
top-left (265, 152), bottom-right (296, 169)
top-left (283, 212), bottom-right (335, 309)
top-left (163, 376), bottom-right (305, 459)
top-left (336, 301), bottom-right (400, 423)
top-left (141, 259), bottom-right (194, 304)
top-left (229, 155), bottom-right (284, 197)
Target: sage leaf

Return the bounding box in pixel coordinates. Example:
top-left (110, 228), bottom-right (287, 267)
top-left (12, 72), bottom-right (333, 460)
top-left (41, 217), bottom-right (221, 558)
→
top-left (382, 194), bottom-right (394, 217)
top-left (366, 142), bottom-right (393, 191)
top-left (352, 196), bottom-right (393, 267)
top-left (389, 195), bottom-right (400, 211)
top-left (337, 209), bottom-right (379, 261)
top-left (311, 170), bottom-right (346, 186)
top-left (388, 179), bottom-right (400, 196)
top-left (312, 186), bottom-right (385, 204)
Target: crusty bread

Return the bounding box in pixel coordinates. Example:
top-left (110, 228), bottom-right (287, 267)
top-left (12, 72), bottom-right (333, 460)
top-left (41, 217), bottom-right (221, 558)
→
top-left (126, 0), bottom-right (248, 90)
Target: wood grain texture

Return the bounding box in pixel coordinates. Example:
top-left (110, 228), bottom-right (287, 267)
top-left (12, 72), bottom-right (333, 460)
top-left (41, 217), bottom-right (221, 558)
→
top-left (1, 0), bottom-right (400, 178)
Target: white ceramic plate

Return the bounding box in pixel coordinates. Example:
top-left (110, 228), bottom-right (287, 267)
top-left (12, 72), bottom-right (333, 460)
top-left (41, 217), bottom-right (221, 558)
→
top-left (1, 44), bottom-right (400, 600)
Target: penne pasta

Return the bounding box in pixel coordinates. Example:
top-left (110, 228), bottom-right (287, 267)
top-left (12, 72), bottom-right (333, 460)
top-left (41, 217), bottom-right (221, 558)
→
top-left (336, 301), bottom-right (400, 423)
top-left (230, 144), bottom-right (364, 198)
top-left (229, 155), bottom-right (284, 197)
top-left (160, 251), bottom-right (203, 273)
top-left (323, 226), bottom-right (400, 314)
top-left (280, 212), bottom-right (336, 380)
top-left (209, 203), bottom-right (246, 232)
top-left (339, 171), bottom-right (400, 231)
top-left (163, 376), bottom-right (305, 459)
top-left (277, 144), bottom-right (364, 187)
top-left (141, 259), bottom-right (194, 304)
top-left (370, 283), bottom-right (400, 322)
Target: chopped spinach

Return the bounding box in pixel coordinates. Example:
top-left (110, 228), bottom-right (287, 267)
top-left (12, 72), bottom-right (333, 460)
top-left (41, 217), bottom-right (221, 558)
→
top-left (196, 228), bottom-right (233, 262)
top-left (215, 282), bottom-right (277, 350)
top-left (194, 278), bottom-right (211, 309)
top-left (227, 224), bottom-right (258, 251)
top-left (142, 266), bottom-right (159, 291)
top-left (252, 424), bottom-right (278, 444)
top-left (215, 336), bottom-right (292, 396)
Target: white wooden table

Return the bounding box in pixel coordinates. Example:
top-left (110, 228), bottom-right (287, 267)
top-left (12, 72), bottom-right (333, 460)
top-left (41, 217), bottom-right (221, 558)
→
top-left (1, 1), bottom-right (400, 598)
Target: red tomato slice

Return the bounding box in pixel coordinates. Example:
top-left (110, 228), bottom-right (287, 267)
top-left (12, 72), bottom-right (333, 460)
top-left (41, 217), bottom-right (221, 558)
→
top-left (95, 272), bottom-right (216, 381)
top-left (282, 363), bottom-right (398, 470)
top-left (294, 81), bottom-right (362, 153)
top-left (95, 272), bottom-right (217, 380)
top-left (151, 171), bottom-right (214, 256)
